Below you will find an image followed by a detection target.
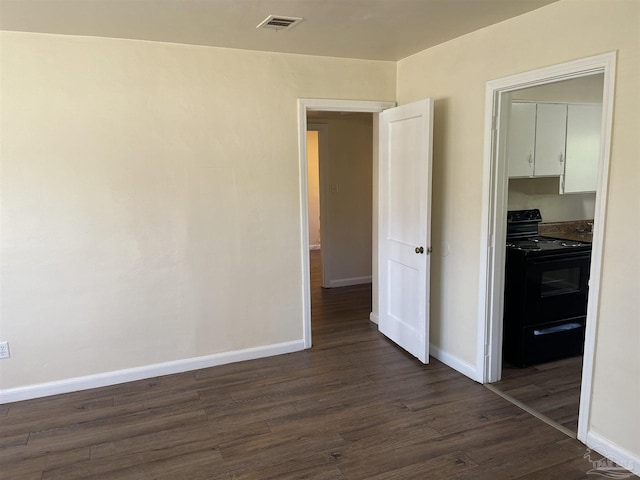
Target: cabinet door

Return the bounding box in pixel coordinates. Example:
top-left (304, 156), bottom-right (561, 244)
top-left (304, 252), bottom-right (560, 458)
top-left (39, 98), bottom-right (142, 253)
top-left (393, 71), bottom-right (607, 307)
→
top-left (534, 103), bottom-right (567, 176)
top-left (563, 104), bottom-right (601, 193)
top-left (507, 103), bottom-right (536, 177)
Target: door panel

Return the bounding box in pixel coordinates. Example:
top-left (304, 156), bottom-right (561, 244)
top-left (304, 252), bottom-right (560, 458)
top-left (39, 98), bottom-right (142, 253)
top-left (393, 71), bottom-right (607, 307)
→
top-left (388, 117), bottom-right (422, 245)
top-left (378, 99), bottom-right (433, 363)
top-left (388, 259), bottom-right (420, 327)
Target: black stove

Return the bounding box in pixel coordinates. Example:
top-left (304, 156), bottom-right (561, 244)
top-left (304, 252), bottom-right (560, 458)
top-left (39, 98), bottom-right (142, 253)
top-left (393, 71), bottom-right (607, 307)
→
top-left (506, 209), bottom-right (590, 254)
top-left (503, 209), bottom-right (592, 367)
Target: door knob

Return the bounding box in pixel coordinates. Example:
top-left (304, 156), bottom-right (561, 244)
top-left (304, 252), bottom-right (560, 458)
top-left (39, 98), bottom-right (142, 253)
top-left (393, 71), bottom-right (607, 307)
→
top-left (415, 246), bottom-right (424, 254)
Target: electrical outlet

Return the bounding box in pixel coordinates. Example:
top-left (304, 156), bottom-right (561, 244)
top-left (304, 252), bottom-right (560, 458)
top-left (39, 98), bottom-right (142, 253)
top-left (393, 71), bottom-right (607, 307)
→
top-left (0, 341), bottom-right (10, 359)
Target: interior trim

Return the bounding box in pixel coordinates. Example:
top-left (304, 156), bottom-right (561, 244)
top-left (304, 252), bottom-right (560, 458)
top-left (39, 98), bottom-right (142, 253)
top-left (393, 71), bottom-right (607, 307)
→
top-left (0, 340), bottom-right (305, 404)
top-left (328, 276), bottom-right (372, 288)
top-left (585, 430), bottom-right (640, 477)
top-left (430, 343), bottom-right (480, 382)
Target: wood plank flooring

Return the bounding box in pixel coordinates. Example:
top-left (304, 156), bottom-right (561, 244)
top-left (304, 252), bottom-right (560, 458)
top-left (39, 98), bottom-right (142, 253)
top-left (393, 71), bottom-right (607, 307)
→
top-left (1, 250), bottom-right (634, 479)
top-left (493, 356), bottom-right (583, 433)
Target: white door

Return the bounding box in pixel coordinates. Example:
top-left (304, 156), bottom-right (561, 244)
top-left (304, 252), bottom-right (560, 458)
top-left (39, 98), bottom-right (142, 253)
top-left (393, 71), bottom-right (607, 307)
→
top-left (378, 99), bottom-right (433, 363)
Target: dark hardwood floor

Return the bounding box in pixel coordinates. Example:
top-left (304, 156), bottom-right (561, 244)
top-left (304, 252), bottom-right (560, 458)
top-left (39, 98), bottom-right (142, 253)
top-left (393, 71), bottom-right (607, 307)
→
top-left (492, 356), bottom-right (583, 433)
top-left (1, 250), bottom-right (633, 479)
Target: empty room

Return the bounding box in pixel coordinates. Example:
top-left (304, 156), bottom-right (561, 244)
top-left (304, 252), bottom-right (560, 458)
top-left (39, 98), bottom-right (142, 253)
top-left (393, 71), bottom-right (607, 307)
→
top-left (0, 0), bottom-right (638, 478)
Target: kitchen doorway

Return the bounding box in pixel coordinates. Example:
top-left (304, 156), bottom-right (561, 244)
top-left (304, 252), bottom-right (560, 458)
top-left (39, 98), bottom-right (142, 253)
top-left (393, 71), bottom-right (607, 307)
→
top-left (493, 74), bottom-right (604, 436)
top-left (478, 53), bottom-right (617, 443)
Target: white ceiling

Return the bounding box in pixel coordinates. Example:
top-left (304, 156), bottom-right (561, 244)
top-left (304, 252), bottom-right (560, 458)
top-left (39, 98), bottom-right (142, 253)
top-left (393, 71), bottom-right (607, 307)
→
top-left (0, 0), bottom-right (558, 61)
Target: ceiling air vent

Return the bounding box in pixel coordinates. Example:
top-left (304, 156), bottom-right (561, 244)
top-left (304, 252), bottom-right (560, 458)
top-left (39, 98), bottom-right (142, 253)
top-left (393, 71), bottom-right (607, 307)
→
top-left (256, 15), bottom-right (303, 31)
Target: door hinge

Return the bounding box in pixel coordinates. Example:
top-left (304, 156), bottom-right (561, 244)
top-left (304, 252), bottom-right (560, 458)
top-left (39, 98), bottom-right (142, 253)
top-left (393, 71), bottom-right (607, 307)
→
top-left (426, 246), bottom-right (433, 255)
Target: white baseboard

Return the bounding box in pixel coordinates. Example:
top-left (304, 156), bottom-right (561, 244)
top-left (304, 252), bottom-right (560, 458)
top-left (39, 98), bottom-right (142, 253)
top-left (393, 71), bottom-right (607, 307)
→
top-left (328, 275), bottom-right (372, 288)
top-left (429, 343), bottom-right (481, 382)
top-left (309, 244), bottom-right (321, 250)
top-left (369, 312), bottom-right (379, 324)
top-left (585, 430), bottom-right (640, 477)
top-left (0, 340), bottom-right (305, 404)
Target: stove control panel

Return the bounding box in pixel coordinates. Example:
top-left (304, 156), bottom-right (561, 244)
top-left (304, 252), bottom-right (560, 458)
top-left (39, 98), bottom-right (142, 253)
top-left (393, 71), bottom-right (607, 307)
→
top-left (507, 209), bottom-right (542, 223)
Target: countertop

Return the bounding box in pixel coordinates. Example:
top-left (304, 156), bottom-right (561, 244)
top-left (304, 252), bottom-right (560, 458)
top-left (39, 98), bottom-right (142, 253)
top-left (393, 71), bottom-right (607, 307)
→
top-left (539, 220), bottom-right (593, 243)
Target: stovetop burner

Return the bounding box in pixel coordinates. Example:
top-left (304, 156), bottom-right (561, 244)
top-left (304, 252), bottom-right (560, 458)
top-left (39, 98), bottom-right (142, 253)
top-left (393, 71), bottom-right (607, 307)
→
top-left (506, 210), bottom-right (591, 254)
top-left (506, 236), bottom-right (590, 251)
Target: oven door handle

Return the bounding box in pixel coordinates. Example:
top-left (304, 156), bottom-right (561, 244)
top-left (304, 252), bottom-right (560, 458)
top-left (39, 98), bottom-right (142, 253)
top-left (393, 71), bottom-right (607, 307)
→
top-left (529, 253), bottom-right (591, 266)
top-left (533, 323), bottom-right (582, 336)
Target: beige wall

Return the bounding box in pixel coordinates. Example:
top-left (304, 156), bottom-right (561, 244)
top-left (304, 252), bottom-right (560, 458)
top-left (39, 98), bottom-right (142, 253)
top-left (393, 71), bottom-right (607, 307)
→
top-left (512, 73), bottom-right (604, 103)
top-left (508, 177), bottom-right (596, 222)
top-left (309, 113), bottom-right (373, 286)
top-left (306, 131), bottom-right (321, 248)
top-left (397, 0), bottom-right (639, 459)
top-left (0, 31), bottom-right (395, 390)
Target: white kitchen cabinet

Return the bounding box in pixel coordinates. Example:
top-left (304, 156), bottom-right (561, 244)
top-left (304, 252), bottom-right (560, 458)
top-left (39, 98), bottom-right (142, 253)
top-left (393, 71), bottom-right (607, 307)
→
top-left (507, 102), bottom-right (601, 188)
top-left (507, 102), bottom-right (567, 178)
top-left (533, 103), bottom-right (567, 176)
top-left (507, 103), bottom-right (536, 177)
top-left (562, 104), bottom-right (602, 193)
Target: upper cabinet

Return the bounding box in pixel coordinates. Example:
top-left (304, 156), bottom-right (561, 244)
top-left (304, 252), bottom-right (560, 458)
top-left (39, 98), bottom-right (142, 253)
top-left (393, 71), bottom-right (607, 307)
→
top-left (507, 101), bottom-right (601, 194)
top-left (507, 102), bottom-right (567, 178)
top-left (507, 103), bottom-right (536, 177)
top-left (534, 104), bottom-right (567, 176)
top-left (563, 104), bottom-right (602, 194)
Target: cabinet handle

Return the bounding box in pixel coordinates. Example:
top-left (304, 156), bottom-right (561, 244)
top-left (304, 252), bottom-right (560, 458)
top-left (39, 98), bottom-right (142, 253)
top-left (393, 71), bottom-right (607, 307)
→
top-left (559, 152), bottom-right (564, 163)
top-left (528, 153), bottom-right (533, 164)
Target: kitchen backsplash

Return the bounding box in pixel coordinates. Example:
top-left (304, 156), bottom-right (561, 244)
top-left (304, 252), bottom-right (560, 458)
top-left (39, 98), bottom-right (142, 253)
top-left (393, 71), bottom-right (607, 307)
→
top-left (508, 177), bottom-right (596, 222)
top-left (539, 219), bottom-right (594, 243)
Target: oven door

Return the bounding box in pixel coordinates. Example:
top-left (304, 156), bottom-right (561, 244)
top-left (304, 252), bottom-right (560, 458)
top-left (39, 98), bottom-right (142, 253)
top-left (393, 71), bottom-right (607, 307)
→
top-left (523, 251), bottom-right (591, 325)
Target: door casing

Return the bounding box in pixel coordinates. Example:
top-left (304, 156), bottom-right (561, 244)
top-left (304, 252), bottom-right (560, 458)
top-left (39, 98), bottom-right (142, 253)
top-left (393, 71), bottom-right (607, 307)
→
top-left (477, 52), bottom-right (617, 444)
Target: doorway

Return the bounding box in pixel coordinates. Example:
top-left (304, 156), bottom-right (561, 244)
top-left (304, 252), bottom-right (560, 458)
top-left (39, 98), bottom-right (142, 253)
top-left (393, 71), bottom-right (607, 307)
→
top-left (299, 98), bottom-right (434, 361)
top-left (306, 111), bottom-right (375, 348)
top-left (306, 124), bottom-right (329, 288)
top-left (307, 114), bottom-right (374, 291)
top-left (478, 53), bottom-right (617, 443)
top-left (297, 99), bottom-right (394, 349)
top-left (491, 73), bottom-right (604, 436)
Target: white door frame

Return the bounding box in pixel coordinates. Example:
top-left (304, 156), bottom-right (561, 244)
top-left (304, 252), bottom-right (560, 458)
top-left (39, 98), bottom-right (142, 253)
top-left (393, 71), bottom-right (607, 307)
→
top-left (298, 99), bottom-right (395, 348)
top-left (477, 52), bottom-right (617, 443)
